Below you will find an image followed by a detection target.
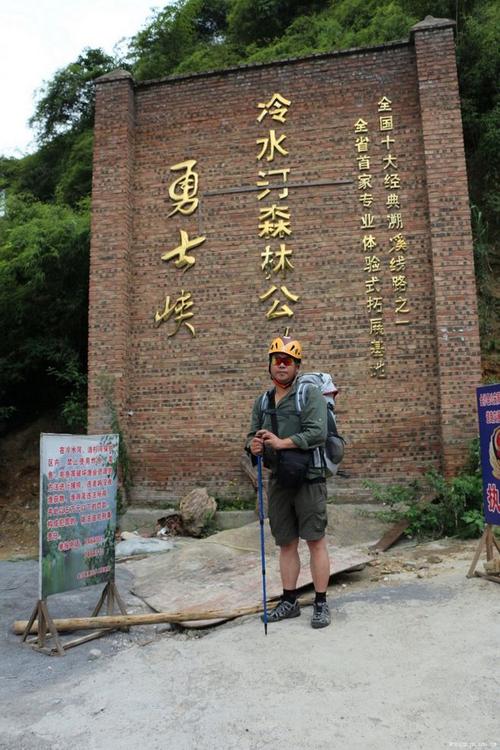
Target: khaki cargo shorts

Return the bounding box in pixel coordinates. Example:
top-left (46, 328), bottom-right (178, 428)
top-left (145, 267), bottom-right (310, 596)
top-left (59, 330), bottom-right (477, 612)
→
top-left (267, 477), bottom-right (328, 546)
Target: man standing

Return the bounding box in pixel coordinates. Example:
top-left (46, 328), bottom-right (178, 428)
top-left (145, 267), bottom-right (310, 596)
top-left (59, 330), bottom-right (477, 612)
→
top-left (247, 334), bottom-right (331, 629)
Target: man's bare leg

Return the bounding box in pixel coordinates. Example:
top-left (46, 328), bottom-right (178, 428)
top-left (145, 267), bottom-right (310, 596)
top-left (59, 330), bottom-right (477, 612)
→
top-left (307, 536), bottom-right (330, 592)
top-left (279, 538), bottom-right (300, 589)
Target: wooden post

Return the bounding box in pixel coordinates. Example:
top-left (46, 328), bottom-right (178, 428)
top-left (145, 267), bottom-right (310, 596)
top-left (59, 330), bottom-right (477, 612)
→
top-left (467, 524), bottom-right (500, 582)
top-left (22, 600), bottom-right (65, 656)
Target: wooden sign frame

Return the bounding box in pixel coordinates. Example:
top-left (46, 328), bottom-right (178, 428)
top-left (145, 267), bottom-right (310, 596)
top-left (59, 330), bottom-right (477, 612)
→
top-left (22, 580), bottom-right (128, 656)
top-left (467, 524), bottom-right (500, 583)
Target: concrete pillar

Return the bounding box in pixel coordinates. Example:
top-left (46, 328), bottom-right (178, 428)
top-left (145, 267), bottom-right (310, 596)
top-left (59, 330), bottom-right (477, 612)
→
top-left (412, 17), bottom-right (482, 474)
top-left (88, 70), bottom-right (135, 432)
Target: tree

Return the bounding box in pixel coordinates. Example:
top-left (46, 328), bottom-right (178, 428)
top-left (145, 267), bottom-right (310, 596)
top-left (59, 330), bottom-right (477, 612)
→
top-left (1, 0), bottom-right (498, 430)
top-left (29, 48), bottom-right (118, 143)
top-left (227, 0), bottom-right (328, 46)
top-left (0, 195), bottom-right (90, 417)
top-left (130, 0), bottom-right (231, 80)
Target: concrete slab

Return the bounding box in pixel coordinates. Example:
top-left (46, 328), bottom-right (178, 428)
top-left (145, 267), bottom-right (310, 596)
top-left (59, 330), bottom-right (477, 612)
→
top-left (120, 507), bottom-right (259, 533)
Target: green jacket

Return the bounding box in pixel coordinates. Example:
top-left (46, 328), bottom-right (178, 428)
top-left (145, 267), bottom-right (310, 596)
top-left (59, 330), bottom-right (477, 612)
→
top-left (246, 379), bottom-right (327, 480)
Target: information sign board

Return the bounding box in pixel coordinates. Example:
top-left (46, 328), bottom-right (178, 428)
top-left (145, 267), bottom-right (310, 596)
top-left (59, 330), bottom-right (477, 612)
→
top-left (39, 433), bottom-right (119, 598)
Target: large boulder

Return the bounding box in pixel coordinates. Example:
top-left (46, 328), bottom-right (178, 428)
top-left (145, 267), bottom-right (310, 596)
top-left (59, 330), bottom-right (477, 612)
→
top-left (179, 487), bottom-right (217, 537)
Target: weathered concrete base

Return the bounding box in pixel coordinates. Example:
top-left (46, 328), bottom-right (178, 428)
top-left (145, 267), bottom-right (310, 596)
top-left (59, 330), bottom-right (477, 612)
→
top-left (120, 507), bottom-right (258, 534)
top-left (120, 496), bottom-right (388, 538)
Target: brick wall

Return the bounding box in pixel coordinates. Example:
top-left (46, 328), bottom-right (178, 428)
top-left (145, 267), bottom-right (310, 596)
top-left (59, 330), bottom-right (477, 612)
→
top-left (88, 18), bottom-right (482, 503)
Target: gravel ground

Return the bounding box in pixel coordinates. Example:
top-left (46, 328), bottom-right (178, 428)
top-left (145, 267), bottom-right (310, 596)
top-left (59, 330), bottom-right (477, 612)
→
top-left (0, 539), bottom-right (499, 750)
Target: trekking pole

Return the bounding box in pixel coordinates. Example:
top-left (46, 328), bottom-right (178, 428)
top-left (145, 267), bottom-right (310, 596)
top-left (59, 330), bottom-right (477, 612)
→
top-left (257, 455), bottom-right (268, 635)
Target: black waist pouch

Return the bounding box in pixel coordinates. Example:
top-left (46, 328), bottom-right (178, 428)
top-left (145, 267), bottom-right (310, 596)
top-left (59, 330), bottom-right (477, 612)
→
top-left (276, 449), bottom-right (311, 488)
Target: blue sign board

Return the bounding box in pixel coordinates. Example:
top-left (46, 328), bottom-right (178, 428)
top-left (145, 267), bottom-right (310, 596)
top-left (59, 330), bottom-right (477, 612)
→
top-left (476, 384), bottom-right (500, 526)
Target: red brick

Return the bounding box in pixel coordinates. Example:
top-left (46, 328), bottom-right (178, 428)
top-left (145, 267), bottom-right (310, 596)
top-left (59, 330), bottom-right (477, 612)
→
top-left (88, 23), bottom-right (481, 502)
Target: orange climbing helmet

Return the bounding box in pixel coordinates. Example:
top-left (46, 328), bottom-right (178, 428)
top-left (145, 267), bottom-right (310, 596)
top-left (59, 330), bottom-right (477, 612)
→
top-left (268, 333), bottom-right (302, 361)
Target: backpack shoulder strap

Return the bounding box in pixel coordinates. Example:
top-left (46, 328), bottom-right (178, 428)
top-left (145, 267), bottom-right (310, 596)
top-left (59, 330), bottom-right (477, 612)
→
top-left (260, 390), bottom-right (269, 415)
top-left (295, 380), bottom-right (310, 414)
top-left (259, 388), bottom-right (276, 422)
top-left (327, 401), bottom-right (340, 436)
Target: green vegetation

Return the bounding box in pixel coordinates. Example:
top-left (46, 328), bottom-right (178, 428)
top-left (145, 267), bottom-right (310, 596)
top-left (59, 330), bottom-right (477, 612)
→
top-left (0, 0), bottom-right (498, 433)
top-left (97, 374), bottom-right (132, 517)
top-left (366, 441), bottom-right (485, 540)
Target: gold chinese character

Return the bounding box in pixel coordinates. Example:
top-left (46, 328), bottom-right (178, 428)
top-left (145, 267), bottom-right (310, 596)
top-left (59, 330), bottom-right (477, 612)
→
top-left (379, 115), bottom-right (394, 131)
top-left (389, 254), bottom-right (406, 272)
top-left (392, 274), bottom-right (408, 292)
top-left (265, 300), bottom-right (295, 320)
top-left (355, 136), bottom-right (369, 153)
top-left (389, 233), bottom-right (407, 253)
top-left (256, 168), bottom-right (290, 200)
top-left (366, 296), bottom-right (383, 312)
top-left (259, 204), bottom-right (292, 238)
top-left (256, 130), bottom-right (288, 161)
top-left (389, 232), bottom-right (407, 253)
top-left (359, 193), bottom-right (374, 207)
top-left (377, 96), bottom-right (392, 112)
top-left (383, 153), bottom-right (398, 170)
top-left (364, 255), bottom-right (381, 273)
top-left (361, 213), bottom-right (376, 229)
top-left (154, 290), bottom-right (195, 337)
top-left (370, 340), bottom-right (385, 358)
top-left (387, 212), bottom-right (404, 230)
top-left (168, 160), bottom-right (199, 217)
top-left (354, 118), bottom-right (368, 133)
top-left (384, 173), bottom-right (401, 190)
top-left (273, 243), bottom-right (294, 276)
top-left (362, 234), bottom-right (377, 251)
top-left (365, 275), bottom-right (380, 293)
top-left (161, 229), bottom-right (206, 270)
top-left (386, 193), bottom-right (400, 208)
top-left (260, 285), bottom-right (299, 320)
top-left (358, 174), bottom-right (372, 190)
top-left (395, 296), bottom-right (410, 314)
top-left (380, 134), bottom-right (395, 150)
top-left (370, 360), bottom-right (386, 378)
top-left (257, 93), bottom-right (291, 123)
top-left (370, 318), bottom-right (385, 335)
top-left (357, 155), bottom-right (371, 171)
top-left (261, 243), bottom-right (294, 278)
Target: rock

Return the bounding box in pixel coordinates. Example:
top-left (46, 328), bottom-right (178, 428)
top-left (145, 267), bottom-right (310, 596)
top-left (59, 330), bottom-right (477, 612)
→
top-left (155, 623), bottom-right (173, 634)
top-left (120, 531), bottom-right (139, 541)
top-left (88, 648), bottom-right (102, 660)
top-left (403, 561), bottom-right (418, 570)
top-left (179, 487), bottom-right (217, 537)
top-left (116, 537), bottom-right (174, 556)
top-left (427, 554), bottom-right (443, 564)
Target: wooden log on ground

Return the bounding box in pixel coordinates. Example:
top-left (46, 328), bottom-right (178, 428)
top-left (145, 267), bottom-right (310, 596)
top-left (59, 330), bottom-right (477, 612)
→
top-left (13, 594), bottom-right (315, 635)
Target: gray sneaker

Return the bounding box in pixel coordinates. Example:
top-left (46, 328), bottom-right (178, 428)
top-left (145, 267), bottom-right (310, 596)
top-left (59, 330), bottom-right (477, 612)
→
top-left (262, 599), bottom-right (300, 622)
top-left (311, 600), bottom-right (331, 629)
